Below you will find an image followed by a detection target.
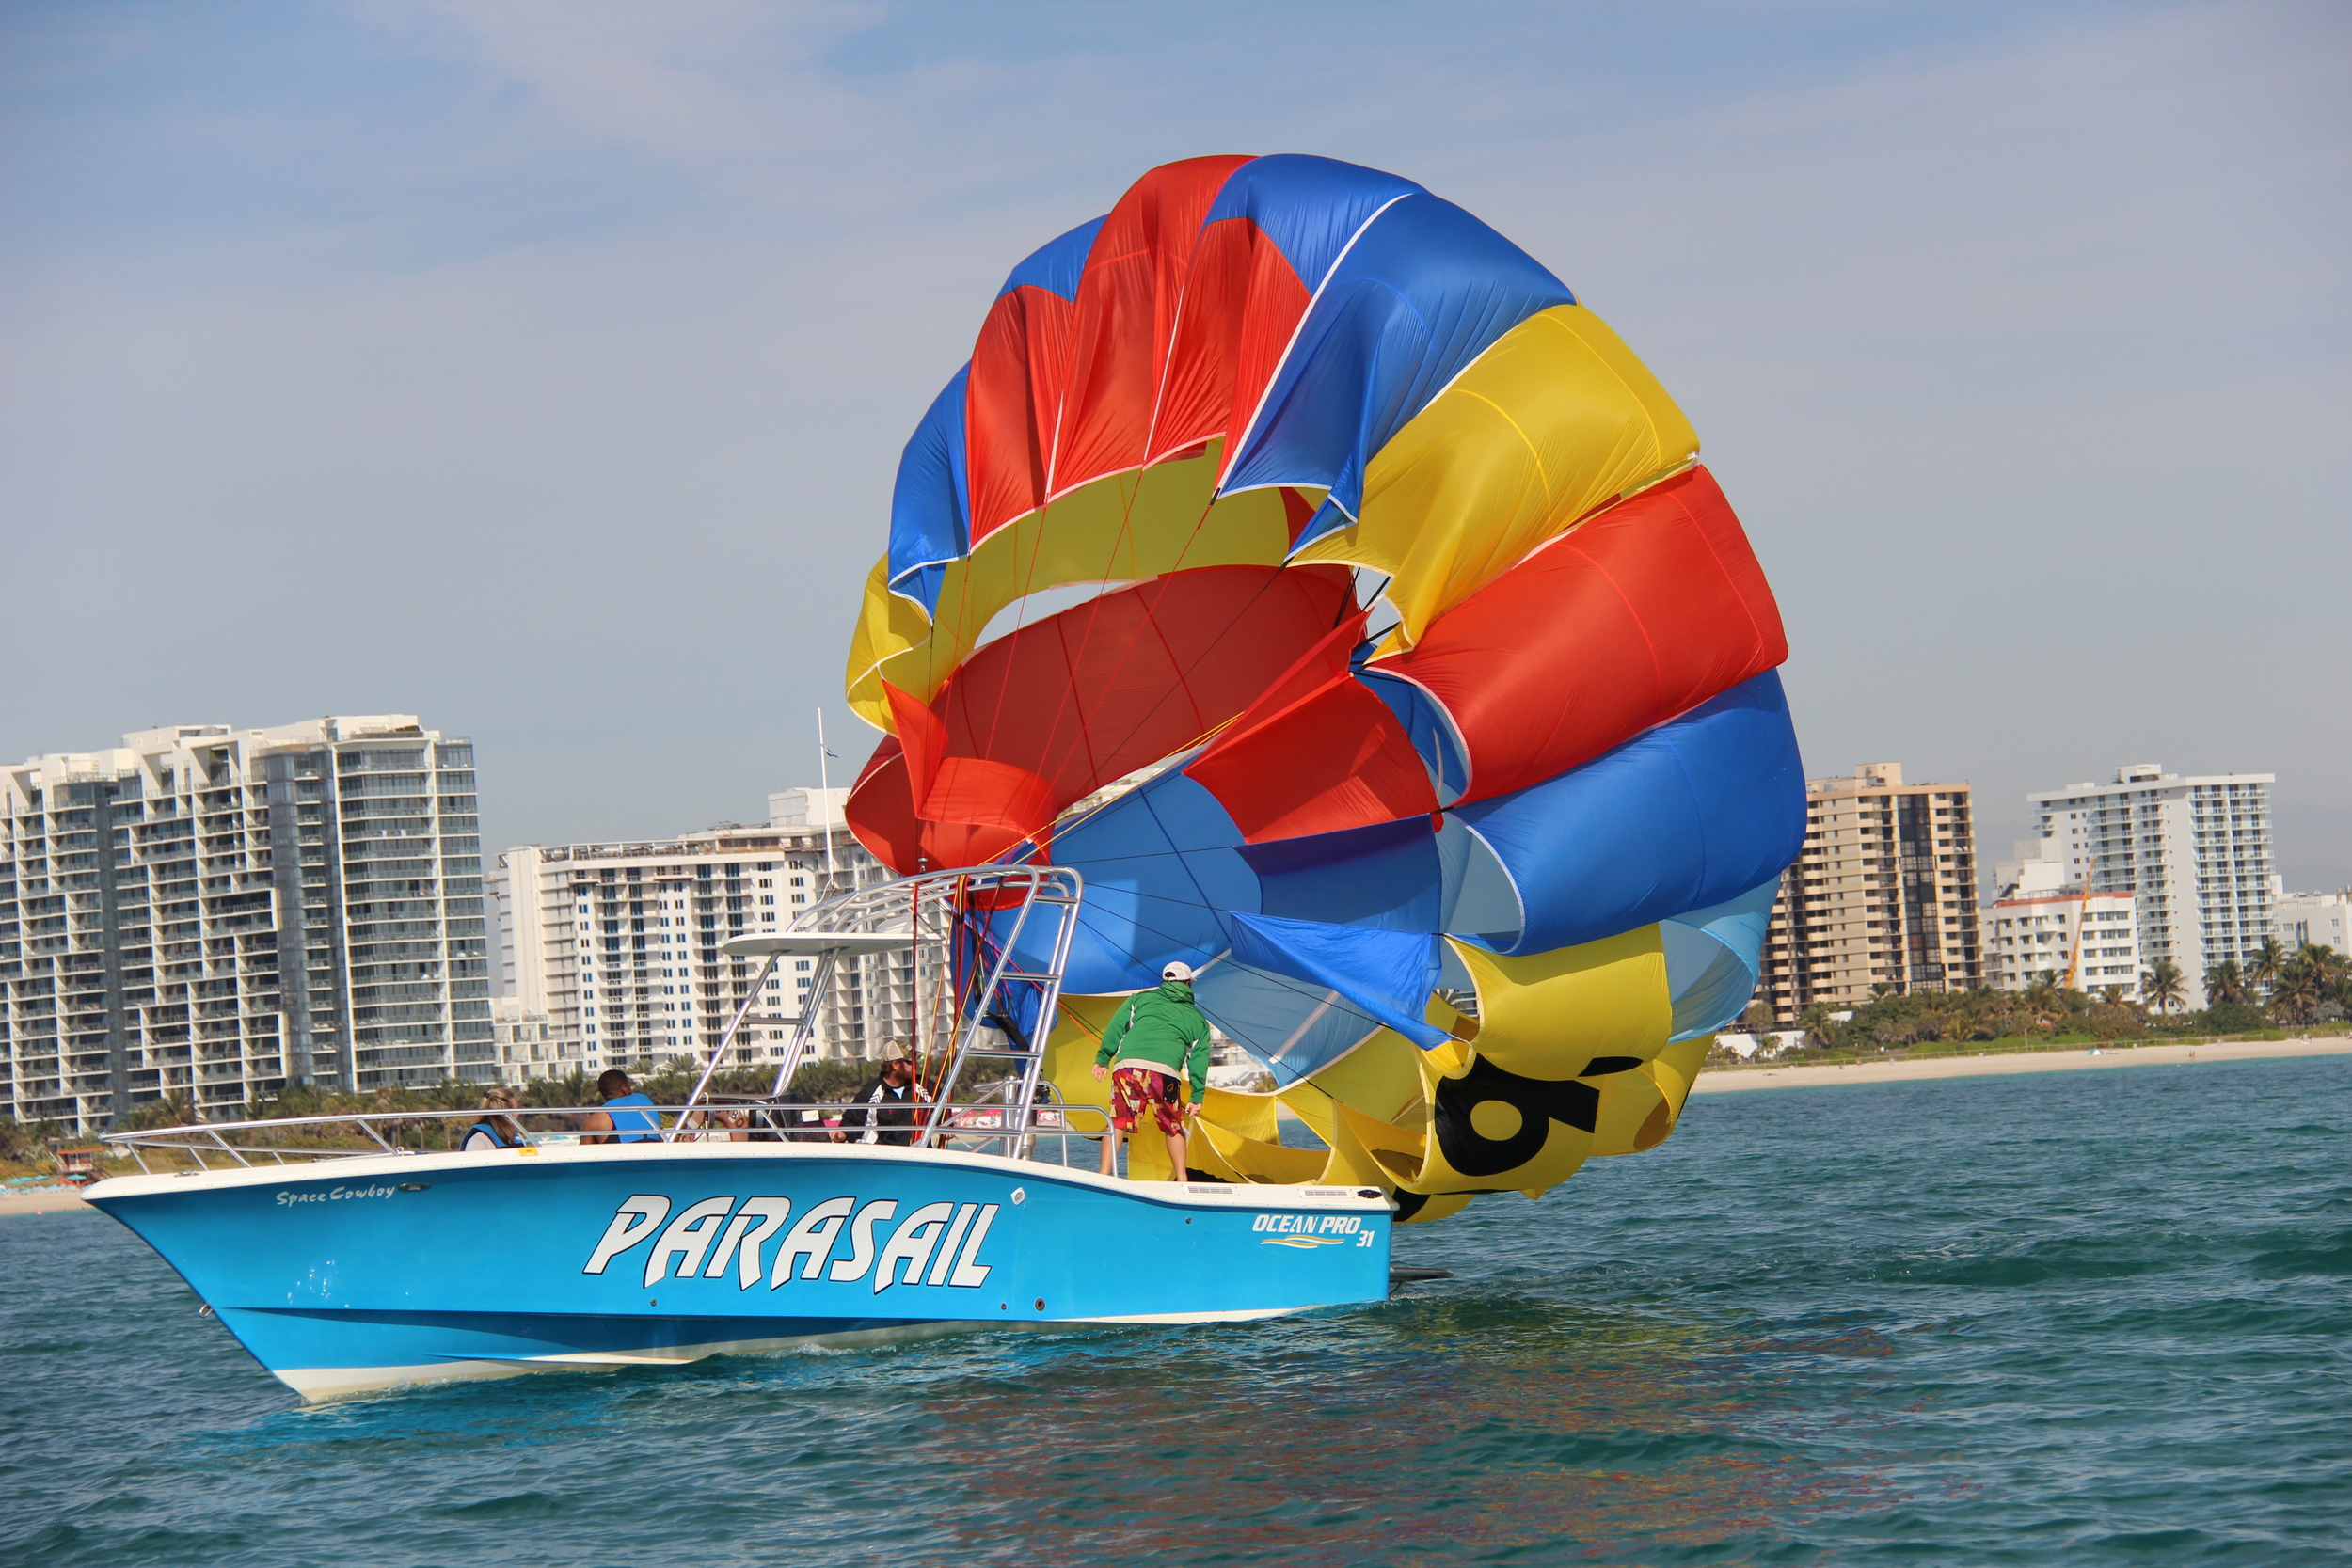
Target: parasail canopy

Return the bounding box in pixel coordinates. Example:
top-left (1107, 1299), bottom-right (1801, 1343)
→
top-left (841, 154), bottom-right (1805, 1222)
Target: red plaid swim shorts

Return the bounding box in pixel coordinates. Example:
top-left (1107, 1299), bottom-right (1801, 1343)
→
top-left (1110, 1066), bottom-right (1185, 1135)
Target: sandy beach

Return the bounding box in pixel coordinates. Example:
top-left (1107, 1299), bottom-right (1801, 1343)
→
top-left (1692, 1036), bottom-right (2352, 1094)
top-left (0, 1187), bottom-right (89, 1216)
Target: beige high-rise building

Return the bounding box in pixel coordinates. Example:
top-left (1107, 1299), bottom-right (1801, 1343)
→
top-left (1754, 763), bottom-right (1980, 1025)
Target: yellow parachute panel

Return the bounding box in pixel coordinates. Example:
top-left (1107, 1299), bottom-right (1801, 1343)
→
top-left (1298, 304), bottom-right (1698, 651)
top-left (1403, 1041), bottom-right (1595, 1196)
top-left (1449, 927), bottom-right (1672, 1076)
top-left (847, 445), bottom-right (1295, 726)
top-left (1040, 993), bottom-right (1126, 1122)
top-left (1276, 1025), bottom-right (1427, 1148)
top-left (1196, 1120), bottom-right (1327, 1184)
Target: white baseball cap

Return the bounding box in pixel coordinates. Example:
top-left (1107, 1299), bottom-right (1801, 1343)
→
top-left (1161, 960), bottom-right (1196, 982)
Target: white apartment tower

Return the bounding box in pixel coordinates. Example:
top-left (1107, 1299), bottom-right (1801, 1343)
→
top-left (1, 717), bottom-right (489, 1133)
top-left (498, 788), bottom-right (909, 1078)
top-left (2012, 765), bottom-right (2276, 1010)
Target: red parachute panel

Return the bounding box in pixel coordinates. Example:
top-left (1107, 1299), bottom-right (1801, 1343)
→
top-left (845, 738), bottom-right (923, 875)
top-left (850, 565), bottom-right (1356, 871)
top-left (1149, 214), bottom-right (1313, 467)
top-left (1376, 466), bottom-right (1787, 805)
top-left (966, 283), bottom-right (1077, 547)
top-left (1049, 155), bottom-right (1254, 497)
top-left (1185, 617), bottom-right (1439, 843)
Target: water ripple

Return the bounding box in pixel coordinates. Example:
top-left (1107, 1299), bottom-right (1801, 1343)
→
top-left (2, 1053), bottom-right (2346, 1565)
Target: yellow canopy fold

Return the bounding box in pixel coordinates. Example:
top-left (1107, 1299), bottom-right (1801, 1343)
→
top-left (1299, 303), bottom-right (1697, 651)
top-left (1449, 927), bottom-right (1672, 1077)
top-left (845, 445), bottom-right (1297, 729)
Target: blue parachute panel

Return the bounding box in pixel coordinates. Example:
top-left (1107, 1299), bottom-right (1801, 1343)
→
top-left (1358, 669), bottom-right (1469, 804)
top-left (1230, 912), bottom-right (1447, 1049)
top-left (997, 215), bottom-right (1106, 301)
top-left (1203, 154), bottom-right (1426, 295)
top-left (1661, 876), bottom-right (1780, 1042)
top-left (1222, 193), bottom-right (1574, 527)
top-left (885, 365), bottom-right (971, 613)
top-left (1193, 961), bottom-right (1384, 1088)
top-left (1435, 816), bottom-right (1523, 946)
top-left (1241, 815), bottom-right (1442, 932)
top-left (1042, 773), bottom-right (1259, 995)
top-left (1451, 671), bottom-right (1807, 956)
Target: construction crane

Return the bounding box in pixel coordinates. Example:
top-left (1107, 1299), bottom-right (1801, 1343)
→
top-left (2061, 866), bottom-right (2097, 992)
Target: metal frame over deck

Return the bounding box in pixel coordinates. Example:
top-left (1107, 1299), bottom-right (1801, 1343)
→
top-left (683, 864), bottom-right (1084, 1148)
top-left (103, 866), bottom-right (1092, 1168)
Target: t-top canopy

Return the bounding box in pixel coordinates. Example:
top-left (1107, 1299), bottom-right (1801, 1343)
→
top-left (718, 931), bottom-right (914, 958)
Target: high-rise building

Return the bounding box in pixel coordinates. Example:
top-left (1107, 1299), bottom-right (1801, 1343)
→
top-left (1, 717), bottom-right (487, 1133)
top-left (1754, 762), bottom-right (1980, 1024)
top-left (497, 787), bottom-right (907, 1076)
top-left (2007, 766), bottom-right (2275, 1010)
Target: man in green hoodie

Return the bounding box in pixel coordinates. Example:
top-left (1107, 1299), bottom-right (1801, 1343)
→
top-left (1092, 960), bottom-right (1213, 1179)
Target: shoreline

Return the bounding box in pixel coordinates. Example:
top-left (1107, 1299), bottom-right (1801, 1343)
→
top-left (9, 1038), bottom-right (2345, 1210)
top-left (1690, 1036), bottom-right (2352, 1094)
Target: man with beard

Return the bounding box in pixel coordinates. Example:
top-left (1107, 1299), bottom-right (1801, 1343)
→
top-left (833, 1043), bottom-right (930, 1147)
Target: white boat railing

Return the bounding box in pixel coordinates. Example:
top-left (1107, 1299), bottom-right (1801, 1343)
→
top-left (96, 1097), bottom-right (1117, 1175)
top-left (98, 863), bottom-right (1095, 1176)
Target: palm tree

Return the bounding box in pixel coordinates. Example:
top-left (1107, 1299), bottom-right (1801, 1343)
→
top-left (111, 1090), bottom-right (197, 1133)
top-left (2022, 974), bottom-right (2062, 1031)
top-left (2141, 958), bottom-right (2186, 1015)
top-left (2328, 974), bottom-right (2352, 1022)
top-left (2248, 936), bottom-right (2287, 996)
top-left (2271, 954), bottom-right (2323, 1024)
top-left (2203, 959), bottom-right (2251, 1007)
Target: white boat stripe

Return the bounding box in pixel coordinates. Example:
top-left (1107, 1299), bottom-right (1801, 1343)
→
top-left (268, 1306), bottom-right (1314, 1401)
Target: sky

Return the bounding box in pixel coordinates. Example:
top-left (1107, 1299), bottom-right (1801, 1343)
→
top-left (4, 1), bottom-right (2347, 889)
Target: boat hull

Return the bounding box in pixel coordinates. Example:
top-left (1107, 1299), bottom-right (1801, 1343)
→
top-left (87, 1142), bottom-right (1392, 1399)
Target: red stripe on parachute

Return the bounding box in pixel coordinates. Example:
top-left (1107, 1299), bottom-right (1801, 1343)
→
top-left (1184, 614), bottom-right (1440, 843)
top-left (1047, 155), bottom-right (1255, 496)
top-left (1375, 466), bottom-right (1788, 806)
top-left (849, 564), bottom-right (1356, 872)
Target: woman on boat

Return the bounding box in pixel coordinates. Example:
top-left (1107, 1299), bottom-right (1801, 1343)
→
top-left (459, 1087), bottom-right (525, 1151)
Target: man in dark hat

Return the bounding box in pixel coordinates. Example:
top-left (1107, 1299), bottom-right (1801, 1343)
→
top-left (833, 1043), bottom-right (930, 1148)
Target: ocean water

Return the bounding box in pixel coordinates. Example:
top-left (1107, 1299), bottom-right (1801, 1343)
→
top-left (4, 1054), bottom-right (2347, 1567)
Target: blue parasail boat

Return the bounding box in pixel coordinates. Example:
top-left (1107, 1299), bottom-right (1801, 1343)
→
top-left (87, 868), bottom-right (1393, 1401)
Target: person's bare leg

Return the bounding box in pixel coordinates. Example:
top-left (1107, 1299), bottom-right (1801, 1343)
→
top-left (1164, 1129), bottom-right (1187, 1180)
top-left (1099, 1127), bottom-right (1123, 1177)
